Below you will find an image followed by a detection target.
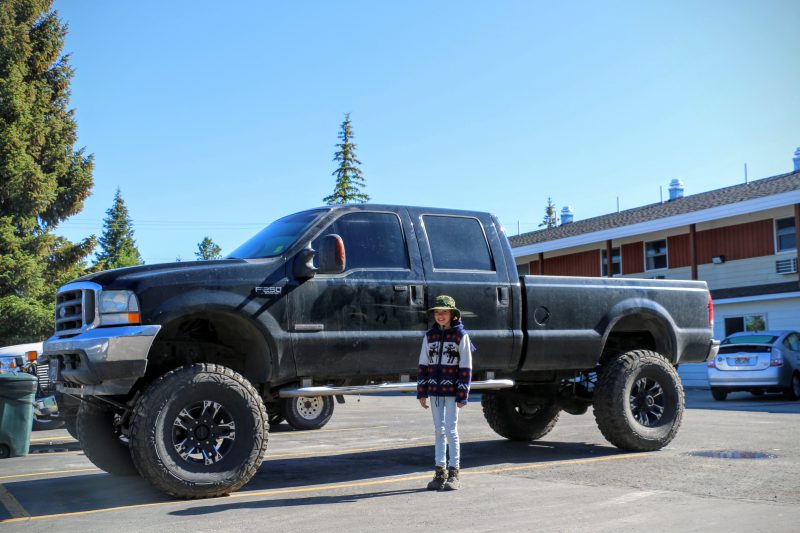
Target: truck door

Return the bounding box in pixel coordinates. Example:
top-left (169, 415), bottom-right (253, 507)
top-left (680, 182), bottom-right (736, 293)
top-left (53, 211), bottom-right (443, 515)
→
top-left (287, 209), bottom-right (427, 377)
top-left (410, 210), bottom-right (515, 371)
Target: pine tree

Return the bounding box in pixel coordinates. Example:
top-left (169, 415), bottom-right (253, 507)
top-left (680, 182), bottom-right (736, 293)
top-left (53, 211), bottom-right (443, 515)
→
top-left (539, 196), bottom-right (559, 229)
top-left (0, 1), bottom-right (95, 344)
top-left (95, 188), bottom-right (143, 269)
top-left (195, 236), bottom-right (222, 260)
top-left (323, 113), bottom-right (369, 205)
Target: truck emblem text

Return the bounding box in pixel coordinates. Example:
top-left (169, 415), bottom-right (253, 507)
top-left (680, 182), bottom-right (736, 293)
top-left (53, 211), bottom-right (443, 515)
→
top-left (254, 286), bottom-right (282, 296)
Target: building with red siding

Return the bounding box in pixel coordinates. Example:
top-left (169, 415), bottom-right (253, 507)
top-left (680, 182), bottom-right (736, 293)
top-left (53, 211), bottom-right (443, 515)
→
top-left (510, 154), bottom-right (800, 386)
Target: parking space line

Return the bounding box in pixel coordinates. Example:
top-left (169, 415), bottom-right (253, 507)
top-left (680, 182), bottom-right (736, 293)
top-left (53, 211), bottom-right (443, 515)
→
top-left (0, 468), bottom-right (99, 481)
top-left (29, 437), bottom-right (76, 443)
top-left (0, 484), bottom-right (30, 520)
top-left (0, 451), bottom-right (646, 524)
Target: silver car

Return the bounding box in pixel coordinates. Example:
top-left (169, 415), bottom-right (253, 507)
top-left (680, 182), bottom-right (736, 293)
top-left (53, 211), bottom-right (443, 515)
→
top-left (707, 330), bottom-right (800, 401)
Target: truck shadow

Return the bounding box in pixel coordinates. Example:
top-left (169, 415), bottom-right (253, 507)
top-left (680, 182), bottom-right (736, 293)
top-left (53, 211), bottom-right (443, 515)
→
top-left (4, 439), bottom-right (621, 519)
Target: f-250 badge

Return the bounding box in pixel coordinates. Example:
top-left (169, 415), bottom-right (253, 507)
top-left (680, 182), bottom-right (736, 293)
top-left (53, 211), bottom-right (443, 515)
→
top-left (253, 286), bottom-right (282, 296)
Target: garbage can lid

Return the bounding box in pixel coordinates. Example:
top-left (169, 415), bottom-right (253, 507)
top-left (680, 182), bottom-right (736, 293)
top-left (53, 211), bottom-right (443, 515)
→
top-left (0, 372), bottom-right (38, 394)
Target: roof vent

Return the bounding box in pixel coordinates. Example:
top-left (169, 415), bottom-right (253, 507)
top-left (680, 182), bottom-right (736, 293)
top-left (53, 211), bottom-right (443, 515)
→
top-left (560, 206), bottom-right (574, 225)
top-left (793, 147), bottom-right (800, 171)
top-left (668, 178), bottom-right (684, 200)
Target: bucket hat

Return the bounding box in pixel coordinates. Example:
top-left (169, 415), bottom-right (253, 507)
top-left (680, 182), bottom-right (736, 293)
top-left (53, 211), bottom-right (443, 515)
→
top-left (428, 295), bottom-right (461, 321)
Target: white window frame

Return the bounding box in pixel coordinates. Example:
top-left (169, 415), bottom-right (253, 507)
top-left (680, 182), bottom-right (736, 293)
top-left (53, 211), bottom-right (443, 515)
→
top-left (723, 313), bottom-right (768, 337)
top-left (600, 247), bottom-right (621, 277)
top-left (644, 239), bottom-right (668, 271)
top-left (775, 217), bottom-right (797, 253)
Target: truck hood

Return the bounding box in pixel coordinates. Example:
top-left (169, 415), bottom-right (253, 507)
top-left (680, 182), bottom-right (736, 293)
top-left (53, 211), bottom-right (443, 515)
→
top-left (74, 258), bottom-right (279, 287)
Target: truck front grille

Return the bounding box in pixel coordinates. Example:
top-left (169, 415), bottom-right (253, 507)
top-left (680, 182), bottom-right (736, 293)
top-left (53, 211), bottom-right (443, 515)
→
top-left (54, 286), bottom-right (97, 335)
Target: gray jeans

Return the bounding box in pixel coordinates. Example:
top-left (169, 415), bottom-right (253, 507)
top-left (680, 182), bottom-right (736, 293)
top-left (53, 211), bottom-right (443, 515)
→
top-left (430, 396), bottom-right (460, 469)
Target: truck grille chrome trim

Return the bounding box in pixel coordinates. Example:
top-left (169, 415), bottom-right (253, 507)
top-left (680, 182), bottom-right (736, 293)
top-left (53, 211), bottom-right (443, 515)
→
top-left (278, 379), bottom-right (515, 398)
top-left (54, 282), bottom-right (101, 336)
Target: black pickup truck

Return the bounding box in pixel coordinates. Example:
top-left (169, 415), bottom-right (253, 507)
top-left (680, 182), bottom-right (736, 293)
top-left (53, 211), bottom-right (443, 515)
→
top-left (42, 204), bottom-right (718, 498)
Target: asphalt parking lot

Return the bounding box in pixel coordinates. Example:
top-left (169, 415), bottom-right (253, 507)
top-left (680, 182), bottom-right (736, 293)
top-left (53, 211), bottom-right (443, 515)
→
top-left (1, 389), bottom-right (799, 532)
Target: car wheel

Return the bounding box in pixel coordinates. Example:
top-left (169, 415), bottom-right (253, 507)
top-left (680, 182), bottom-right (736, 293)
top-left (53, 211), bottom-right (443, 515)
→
top-left (783, 373), bottom-right (800, 401)
top-left (129, 363), bottom-right (269, 499)
top-left (711, 388), bottom-right (728, 401)
top-left (282, 396), bottom-right (334, 430)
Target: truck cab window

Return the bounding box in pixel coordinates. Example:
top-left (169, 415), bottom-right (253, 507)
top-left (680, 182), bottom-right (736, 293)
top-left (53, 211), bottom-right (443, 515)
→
top-left (313, 212), bottom-right (409, 270)
top-left (423, 215), bottom-right (494, 271)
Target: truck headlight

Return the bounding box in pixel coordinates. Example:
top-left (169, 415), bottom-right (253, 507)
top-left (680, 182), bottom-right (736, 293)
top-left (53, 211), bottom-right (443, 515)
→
top-left (98, 290), bottom-right (141, 325)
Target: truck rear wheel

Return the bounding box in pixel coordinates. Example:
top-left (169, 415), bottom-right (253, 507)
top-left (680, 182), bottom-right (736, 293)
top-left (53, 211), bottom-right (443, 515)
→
top-left (593, 350), bottom-right (684, 452)
top-left (282, 396), bottom-right (334, 430)
top-left (481, 393), bottom-right (560, 441)
top-left (129, 364), bottom-right (269, 499)
top-left (76, 402), bottom-right (137, 475)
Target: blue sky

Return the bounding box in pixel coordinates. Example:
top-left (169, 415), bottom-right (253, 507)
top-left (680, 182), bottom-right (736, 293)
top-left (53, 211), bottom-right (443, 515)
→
top-left (52, 1), bottom-right (800, 264)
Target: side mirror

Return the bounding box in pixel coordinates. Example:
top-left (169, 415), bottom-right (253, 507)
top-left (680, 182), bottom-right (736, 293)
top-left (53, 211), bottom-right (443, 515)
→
top-left (318, 234), bottom-right (346, 274)
top-left (293, 244), bottom-right (318, 280)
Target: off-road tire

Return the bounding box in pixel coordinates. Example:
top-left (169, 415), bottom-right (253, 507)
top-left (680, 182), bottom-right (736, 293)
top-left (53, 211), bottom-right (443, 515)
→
top-left (481, 393), bottom-right (560, 441)
top-left (593, 350), bottom-right (684, 452)
top-left (76, 402), bottom-right (137, 475)
top-left (129, 364), bottom-right (268, 499)
top-left (64, 414), bottom-right (79, 440)
top-left (711, 388), bottom-right (728, 401)
top-left (282, 396), bottom-right (334, 430)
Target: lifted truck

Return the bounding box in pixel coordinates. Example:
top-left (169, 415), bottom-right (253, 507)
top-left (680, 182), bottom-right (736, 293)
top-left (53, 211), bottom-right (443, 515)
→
top-left (42, 204), bottom-right (719, 498)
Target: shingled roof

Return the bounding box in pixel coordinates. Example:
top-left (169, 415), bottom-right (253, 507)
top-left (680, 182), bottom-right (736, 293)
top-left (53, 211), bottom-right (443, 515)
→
top-left (509, 169), bottom-right (800, 248)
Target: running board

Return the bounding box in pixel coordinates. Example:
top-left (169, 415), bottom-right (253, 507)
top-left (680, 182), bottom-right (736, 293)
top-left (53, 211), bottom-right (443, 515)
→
top-left (278, 379), bottom-right (515, 398)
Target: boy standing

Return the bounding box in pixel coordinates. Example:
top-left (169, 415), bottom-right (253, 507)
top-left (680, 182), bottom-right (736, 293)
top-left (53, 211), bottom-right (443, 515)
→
top-left (417, 295), bottom-right (473, 491)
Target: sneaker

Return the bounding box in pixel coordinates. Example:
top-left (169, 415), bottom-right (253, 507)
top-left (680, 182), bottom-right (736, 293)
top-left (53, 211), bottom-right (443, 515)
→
top-left (427, 466), bottom-right (447, 491)
top-left (443, 467), bottom-right (461, 491)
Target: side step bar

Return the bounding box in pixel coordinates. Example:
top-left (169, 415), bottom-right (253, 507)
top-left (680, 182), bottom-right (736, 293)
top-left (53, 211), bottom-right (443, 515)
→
top-left (278, 379), bottom-right (515, 398)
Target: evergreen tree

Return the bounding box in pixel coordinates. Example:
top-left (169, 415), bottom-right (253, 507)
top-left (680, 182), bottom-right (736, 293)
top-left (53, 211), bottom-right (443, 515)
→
top-left (0, 1), bottom-right (95, 344)
top-left (95, 188), bottom-right (142, 269)
top-left (539, 196), bottom-right (559, 229)
top-left (323, 113), bottom-right (369, 205)
top-left (195, 236), bottom-right (222, 260)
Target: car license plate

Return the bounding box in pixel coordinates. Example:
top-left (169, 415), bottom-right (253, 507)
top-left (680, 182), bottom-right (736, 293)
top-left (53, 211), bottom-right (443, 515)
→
top-left (733, 356), bottom-right (752, 366)
top-left (48, 360), bottom-right (60, 382)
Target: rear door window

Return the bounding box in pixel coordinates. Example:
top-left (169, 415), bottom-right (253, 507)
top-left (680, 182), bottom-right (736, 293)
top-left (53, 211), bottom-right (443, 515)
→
top-left (422, 215), bottom-right (494, 271)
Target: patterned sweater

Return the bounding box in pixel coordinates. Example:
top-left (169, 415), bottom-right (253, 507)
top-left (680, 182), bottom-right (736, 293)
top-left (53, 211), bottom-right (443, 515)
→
top-left (416, 321), bottom-right (474, 403)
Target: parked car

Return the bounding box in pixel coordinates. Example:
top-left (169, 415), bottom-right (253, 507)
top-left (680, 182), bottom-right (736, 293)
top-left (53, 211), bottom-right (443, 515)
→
top-left (0, 342), bottom-right (63, 430)
top-left (708, 330), bottom-right (800, 401)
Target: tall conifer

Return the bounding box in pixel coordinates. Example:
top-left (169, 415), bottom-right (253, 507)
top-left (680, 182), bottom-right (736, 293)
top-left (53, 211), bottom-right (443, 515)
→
top-left (0, 0), bottom-right (95, 344)
top-left (323, 113), bottom-right (369, 205)
top-left (95, 188), bottom-right (142, 269)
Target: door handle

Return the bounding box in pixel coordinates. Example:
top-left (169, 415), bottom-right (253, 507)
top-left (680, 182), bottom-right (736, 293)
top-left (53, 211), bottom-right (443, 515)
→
top-left (497, 286), bottom-right (509, 306)
top-left (410, 285), bottom-right (424, 306)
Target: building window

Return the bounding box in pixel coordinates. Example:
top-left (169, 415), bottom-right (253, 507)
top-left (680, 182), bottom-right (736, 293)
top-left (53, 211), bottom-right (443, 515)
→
top-left (724, 314), bottom-right (767, 337)
top-left (644, 239), bottom-right (668, 271)
top-left (517, 263), bottom-right (530, 275)
top-left (600, 247), bottom-right (621, 276)
top-left (776, 217), bottom-right (796, 252)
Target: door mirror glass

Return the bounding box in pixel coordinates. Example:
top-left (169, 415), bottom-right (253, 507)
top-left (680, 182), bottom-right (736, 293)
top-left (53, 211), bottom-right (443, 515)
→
top-left (319, 234), bottom-right (346, 274)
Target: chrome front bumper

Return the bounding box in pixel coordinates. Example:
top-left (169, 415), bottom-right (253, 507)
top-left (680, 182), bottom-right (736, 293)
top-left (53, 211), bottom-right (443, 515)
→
top-left (42, 324), bottom-right (161, 395)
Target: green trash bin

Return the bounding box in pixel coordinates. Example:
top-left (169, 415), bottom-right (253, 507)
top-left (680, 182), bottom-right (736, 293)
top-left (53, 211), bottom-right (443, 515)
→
top-left (0, 372), bottom-right (37, 458)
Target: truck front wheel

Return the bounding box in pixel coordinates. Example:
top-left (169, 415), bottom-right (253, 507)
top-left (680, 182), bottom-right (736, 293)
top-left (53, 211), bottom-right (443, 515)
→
top-left (282, 396), bottom-right (334, 430)
top-left (593, 350), bottom-right (684, 452)
top-left (481, 393), bottom-right (560, 441)
top-left (76, 402), bottom-right (137, 475)
top-left (129, 364), bottom-right (269, 499)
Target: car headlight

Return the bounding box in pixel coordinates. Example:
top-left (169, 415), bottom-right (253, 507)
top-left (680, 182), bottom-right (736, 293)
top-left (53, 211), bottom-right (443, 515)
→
top-left (98, 290), bottom-right (141, 325)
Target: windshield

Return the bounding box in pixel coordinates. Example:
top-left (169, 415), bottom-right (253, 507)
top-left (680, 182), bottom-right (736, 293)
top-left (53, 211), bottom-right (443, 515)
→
top-left (722, 334), bottom-right (778, 345)
top-left (227, 209), bottom-right (328, 259)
